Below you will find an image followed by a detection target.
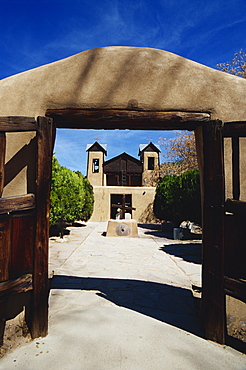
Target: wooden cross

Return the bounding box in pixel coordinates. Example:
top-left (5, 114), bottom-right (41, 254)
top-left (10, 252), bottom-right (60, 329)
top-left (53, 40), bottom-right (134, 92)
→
top-left (112, 194), bottom-right (136, 219)
top-left (94, 136), bottom-right (101, 141)
top-left (146, 136), bottom-right (152, 142)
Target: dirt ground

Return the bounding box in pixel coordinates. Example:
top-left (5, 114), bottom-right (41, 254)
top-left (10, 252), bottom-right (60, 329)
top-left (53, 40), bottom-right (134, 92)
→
top-left (0, 311), bottom-right (31, 359)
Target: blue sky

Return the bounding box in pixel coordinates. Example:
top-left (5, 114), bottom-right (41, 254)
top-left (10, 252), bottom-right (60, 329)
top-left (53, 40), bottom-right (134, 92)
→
top-left (1, 0), bottom-right (246, 174)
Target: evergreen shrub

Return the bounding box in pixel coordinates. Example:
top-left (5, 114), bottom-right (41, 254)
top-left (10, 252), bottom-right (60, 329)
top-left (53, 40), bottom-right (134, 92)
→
top-left (153, 169), bottom-right (201, 225)
top-left (50, 156), bottom-right (94, 225)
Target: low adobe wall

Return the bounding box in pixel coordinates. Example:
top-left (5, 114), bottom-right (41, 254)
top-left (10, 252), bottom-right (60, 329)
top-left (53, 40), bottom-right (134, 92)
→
top-left (90, 186), bottom-right (156, 222)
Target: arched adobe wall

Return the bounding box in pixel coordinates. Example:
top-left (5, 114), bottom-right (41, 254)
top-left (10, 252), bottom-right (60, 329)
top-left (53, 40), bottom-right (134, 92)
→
top-left (0, 46), bottom-right (246, 121)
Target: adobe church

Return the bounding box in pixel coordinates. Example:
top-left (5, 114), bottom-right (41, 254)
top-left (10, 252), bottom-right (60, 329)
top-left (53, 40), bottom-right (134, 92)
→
top-left (86, 141), bottom-right (160, 221)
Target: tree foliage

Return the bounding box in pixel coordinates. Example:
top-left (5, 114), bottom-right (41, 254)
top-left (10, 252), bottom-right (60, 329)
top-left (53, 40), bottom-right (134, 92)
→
top-left (149, 131), bottom-right (198, 185)
top-left (50, 157), bottom-right (94, 225)
top-left (153, 169), bottom-right (201, 225)
top-left (75, 171), bottom-right (94, 222)
top-left (217, 49), bottom-right (246, 78)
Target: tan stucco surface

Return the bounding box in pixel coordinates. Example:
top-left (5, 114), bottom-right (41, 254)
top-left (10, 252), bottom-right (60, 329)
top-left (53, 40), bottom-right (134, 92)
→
top-left (90, 186), bottom-right (156, 222)
top-left (0, 46), bottom-right (246, 121)
top-left (1, 47), bottom-right (246, 200)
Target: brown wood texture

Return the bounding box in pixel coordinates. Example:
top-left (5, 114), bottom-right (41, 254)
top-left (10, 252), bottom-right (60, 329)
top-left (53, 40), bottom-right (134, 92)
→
top-left (30, 117), bottom-right (55, 339)
top-left (0, 133), bottom-right (6, 196)
top-left (0, 116), bottom-right (37, 132)
top-left (0, 194), bottom-right (35, 214)
top-left (104, 153), bottom-right (142, 173)
top-left (0, 273), bottom-right (32, 298)
top-left (0, 216), bottom-right (11, 282)
top-left (223, 121), bottom-right (246, 137)
top-left (10, 214), bottom-right (34, 279)
top-left (232, 137), bottom-right (240, 200)
top-left (224, 276), bottom-right (246, 303)
top-left (224, 213), bottom-right (246, 280)
top-left (201, 120), bottom-right (226, 344)
top-left (46, 109), bottom-right (211, 130)
top-left (225, 199), bottom-right (246, 214)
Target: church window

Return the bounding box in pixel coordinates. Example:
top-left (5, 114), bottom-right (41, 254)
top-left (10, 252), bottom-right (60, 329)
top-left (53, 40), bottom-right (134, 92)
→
top-left (148, 157), bottom-right (155, 170)
top-left (93, 158), bottom-right (99, 173)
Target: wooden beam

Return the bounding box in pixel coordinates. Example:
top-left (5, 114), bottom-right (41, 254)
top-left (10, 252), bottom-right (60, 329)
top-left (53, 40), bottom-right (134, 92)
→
top-left (30, 117), bottom-right (55, 339)
top-left (225, 199), bottom-right (246, 215)
top-left (201, 120), bottom-right (226, 344)
top-left (0, 194), bottom-right (35, 214)
top-left (46, 109), bottom-right (211, 130)
top-left (224, 276), bottom-right (246, 303)
top-left (223, 122), bottom-right (246, 137)
top-left (0, 117), bottom-right (37, 132)
top-left (0, 132), bottom-right (6, 196)
top-left (0, 273), bottom-right (32, 298)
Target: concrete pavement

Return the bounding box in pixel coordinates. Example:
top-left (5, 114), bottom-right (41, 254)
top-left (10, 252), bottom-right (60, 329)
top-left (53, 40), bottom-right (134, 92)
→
top-left (1, 222), bottom-right (246, 369)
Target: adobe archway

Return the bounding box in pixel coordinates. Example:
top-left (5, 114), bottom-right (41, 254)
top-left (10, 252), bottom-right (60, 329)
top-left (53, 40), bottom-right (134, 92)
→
top-left (0, 47), bottom-right (246, 345)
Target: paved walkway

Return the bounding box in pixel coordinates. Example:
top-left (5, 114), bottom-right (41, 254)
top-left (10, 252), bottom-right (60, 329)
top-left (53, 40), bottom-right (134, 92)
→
top-left (1, 222), bottom-right (246, 369)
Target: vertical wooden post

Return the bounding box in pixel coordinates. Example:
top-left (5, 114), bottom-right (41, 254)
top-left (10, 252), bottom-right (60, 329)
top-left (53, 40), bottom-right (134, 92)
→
top-left (0, 132), bottom-right (6, 197)
top-left (30, 116), bottom-right (55, 338)
top-left (232, 136), bottom-right (240, 200)
top-left (201, 120), bottom-right (226, 344)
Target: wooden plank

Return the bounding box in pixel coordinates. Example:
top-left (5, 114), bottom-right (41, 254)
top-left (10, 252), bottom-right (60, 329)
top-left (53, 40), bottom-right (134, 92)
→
top-left (46, 109), bottom-right (210, 130)
top-left (224, 213), bottom-right (246, 280)
top-left (201, 120), bottom-right (226, 344)
top-left (30, 117), bottom-right (55, 339)
top-left (232, 137), bottom-right (240, 200)
top-left (0, 116), bottom-right (37, 132)
top-left (0, 194), bottom-right (35, 214)
top-left (0, 273), bottom-right (32, 297)
top-left (224, 276), bottom-right (246, 303)
top-left (0, 217), bottom-right (11, 282)
top-left (225, 199), bottom-right (246, 214)
top-left (223, 121), bottom-right (246, 137)
top-left (10, 215), bottom-right (34, 279)
top-left (0, 132), bottom-right (6, 197)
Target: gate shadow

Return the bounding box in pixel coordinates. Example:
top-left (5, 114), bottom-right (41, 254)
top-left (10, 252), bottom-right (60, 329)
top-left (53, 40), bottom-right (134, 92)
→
top-left (51, 275), bottom-right (202, 337)
top-left (160, 243), bottom-right (202, 264)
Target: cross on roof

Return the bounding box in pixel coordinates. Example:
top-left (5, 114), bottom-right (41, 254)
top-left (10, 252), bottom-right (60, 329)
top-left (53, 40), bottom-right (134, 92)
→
top-left (146, 136), bottom-right (152, 142)
top-left (94, 136), bottom-right (101, 141)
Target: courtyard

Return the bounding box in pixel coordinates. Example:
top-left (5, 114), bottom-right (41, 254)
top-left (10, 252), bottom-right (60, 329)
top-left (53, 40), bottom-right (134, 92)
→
top-left (1, 222), bottom-right (245, 369)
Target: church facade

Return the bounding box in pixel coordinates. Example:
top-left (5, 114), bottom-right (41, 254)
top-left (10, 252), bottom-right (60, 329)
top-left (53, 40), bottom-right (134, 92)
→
top-left (86, 141), bottom-right (160, 221)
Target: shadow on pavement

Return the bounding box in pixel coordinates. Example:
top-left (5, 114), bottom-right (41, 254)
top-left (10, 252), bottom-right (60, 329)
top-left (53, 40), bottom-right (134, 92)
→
top-left (138, 223), bottom-right (161, 230)
top-left (160, 243), bottom-right (202, 264)
top-left (51, 275), bottom-right (202, 338)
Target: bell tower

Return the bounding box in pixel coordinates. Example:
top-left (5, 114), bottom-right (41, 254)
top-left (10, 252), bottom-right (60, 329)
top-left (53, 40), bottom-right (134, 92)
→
top-left (86, 142), bottom-right (107, 186)
top-left (139, 142), bottom-right (160, 186)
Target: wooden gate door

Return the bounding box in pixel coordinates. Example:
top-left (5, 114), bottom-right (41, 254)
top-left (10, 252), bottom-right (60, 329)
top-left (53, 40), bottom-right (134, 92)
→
top-left (201, 120), bottom-right (246, 345)
top-left (0, 116), bottom-right (55, 341)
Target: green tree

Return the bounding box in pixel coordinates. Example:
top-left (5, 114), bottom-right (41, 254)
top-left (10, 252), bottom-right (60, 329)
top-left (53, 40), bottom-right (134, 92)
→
top-left (75, 171), bottom-right (94, 222)
top-left (153, 169), bottom-right (201, 225)
top-left (50, 157), bottom-right (94, 225)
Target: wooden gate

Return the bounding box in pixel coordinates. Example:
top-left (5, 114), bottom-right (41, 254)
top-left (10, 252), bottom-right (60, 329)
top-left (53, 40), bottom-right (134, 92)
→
top-left (201, 120), bottom-right (246, 344)
top-left (0, 116), bottom-right (55, 341)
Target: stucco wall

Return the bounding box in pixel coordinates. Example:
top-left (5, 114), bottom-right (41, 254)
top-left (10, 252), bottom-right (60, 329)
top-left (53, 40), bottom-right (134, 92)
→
top-left (224, 138), bottom-right (246, 201)
top-left (90, 186), bottom-right (156, 222)
top-left (0, 46), bottom-right (245, 201)
top-left (3, 132), bottom-right (36, 198)
top-left (0, 47), bottom-right (246, 122)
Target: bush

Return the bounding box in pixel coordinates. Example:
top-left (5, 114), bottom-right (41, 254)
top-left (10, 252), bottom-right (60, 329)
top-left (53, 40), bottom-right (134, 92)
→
top-left (153, 169), bottom-right (201, 225)
top-left (50, 157), bottom-right (94, 225)
top-left (75, 171), bottom-right (94, 222)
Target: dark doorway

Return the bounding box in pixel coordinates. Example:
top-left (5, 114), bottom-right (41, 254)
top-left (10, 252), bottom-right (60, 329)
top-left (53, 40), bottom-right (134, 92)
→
top-left (110, 194), bottom-right (132, 219)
